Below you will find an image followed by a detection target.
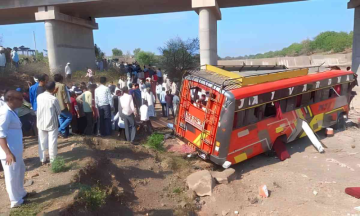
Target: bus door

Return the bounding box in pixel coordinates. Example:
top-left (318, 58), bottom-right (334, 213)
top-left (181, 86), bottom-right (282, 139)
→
top-left (176, 79), bottom-right (224, 155)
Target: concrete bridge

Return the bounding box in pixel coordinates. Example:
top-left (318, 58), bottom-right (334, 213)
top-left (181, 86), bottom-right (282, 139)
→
top-left (0, 0), bottom-right (359, 74)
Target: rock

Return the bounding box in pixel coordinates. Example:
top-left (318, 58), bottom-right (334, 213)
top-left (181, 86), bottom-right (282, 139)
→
top-left (313, 190), bottom-right (318, 196)
top-left (31, 173), bottom-right (39, 178)
top-left (222, 210), bottom-right (229, 216)
top-left (71, 144), bottom-right (76, 150)
top-left (24, 179), bottom-right (34, 187)
top-left (210, 168), bottom-right (236, 184)
top-left (186, 170), bottom-right (215, 197)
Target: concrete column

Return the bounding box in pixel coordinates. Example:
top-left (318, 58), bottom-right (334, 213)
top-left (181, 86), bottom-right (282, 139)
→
top-left (199, 8), bottom-right (218, 66)
top-left (353, 7), bottom-right (360, 73)
top-left (192, 0), bottom-right (221, 67)
top-left (36, 6), bottom-right (97, 74)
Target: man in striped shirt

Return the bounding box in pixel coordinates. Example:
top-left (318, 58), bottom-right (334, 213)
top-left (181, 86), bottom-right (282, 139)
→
top-left (36, 82), bottom-right (61, 164)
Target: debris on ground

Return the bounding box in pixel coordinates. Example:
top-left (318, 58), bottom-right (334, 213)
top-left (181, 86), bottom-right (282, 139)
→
top-left (259, 185), bottom-right (269, 198)
top-left (345, 187), bottom-right (360, 199)
top-left (313, 190), bottom-right (318, 196)
top-left (186, 170), bottom-right (215, 197)
top-left (24, 179), bottom-right (34, 187)
top-left (211, 168), bottom-right (236, 184)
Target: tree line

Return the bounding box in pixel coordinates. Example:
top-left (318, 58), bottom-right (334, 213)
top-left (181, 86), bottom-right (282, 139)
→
top-left (221, 31), bottom-right (353, 60)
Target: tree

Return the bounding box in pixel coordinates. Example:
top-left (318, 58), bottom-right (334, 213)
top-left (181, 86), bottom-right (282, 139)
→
top-left (135, 51), bottom-right (157, 67)
top-left (158, 37), bottom-right (200, 81)
top-left (133, 48), bottom-right (141, 58)
top-left (112, 48), bottom-right (123, 56)
top-left (95, 44), bottom-right (105, 60)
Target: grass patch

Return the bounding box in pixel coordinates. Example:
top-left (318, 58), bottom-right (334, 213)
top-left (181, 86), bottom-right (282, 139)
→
top-left (169, 156), bottom-right (189, 171)
top-left (173, 187), bottom-right (182, 194)
top-left (10, 202), bottom-right (50, 216)
top-left (51, 156), bottom-right (70, 173)
top-left (77, 185), bottom-right (107, 211)
top-left (146, 133), bottom-right (164, 151)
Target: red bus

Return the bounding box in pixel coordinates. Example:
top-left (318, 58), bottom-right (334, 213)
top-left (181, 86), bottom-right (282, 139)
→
top-left (175, 65), bottom-right (357, 167)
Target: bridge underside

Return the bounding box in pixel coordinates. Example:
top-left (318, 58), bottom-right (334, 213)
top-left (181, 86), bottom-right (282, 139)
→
top-left (0, 0), bottom-right (305, 25)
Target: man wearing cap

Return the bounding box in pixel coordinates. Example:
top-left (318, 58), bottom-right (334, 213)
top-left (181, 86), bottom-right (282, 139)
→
top-left (65, 62), bottom-right (72, 82)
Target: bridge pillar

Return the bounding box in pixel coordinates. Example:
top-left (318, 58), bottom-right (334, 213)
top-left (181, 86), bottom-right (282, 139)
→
top-left (192, 0), bottom-right (221, 67)
top-left (353, 7), bottom-right (360, 73)
top-left (35, 6), bottom-right (98, 74)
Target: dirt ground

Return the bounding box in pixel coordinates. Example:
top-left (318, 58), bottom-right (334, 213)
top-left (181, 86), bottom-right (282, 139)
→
top-left (0, 74), bottom-right (359, 216)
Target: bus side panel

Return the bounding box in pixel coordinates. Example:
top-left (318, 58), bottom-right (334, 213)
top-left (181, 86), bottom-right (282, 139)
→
top-left (227, 111), bottom-right (297, 164)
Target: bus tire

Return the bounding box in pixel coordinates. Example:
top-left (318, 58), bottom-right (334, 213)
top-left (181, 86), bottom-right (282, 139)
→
top-left (335, 112), bottom-right (347, 131)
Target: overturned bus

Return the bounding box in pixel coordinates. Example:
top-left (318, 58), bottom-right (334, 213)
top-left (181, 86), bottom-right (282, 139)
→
top-left (175, 65), bottom-right (357, 168)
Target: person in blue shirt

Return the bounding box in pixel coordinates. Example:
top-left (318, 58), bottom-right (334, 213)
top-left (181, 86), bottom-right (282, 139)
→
top-left (29, 76), bottom-right (39, 112)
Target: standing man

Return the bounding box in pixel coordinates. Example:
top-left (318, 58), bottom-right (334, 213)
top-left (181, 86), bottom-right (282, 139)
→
top-left (120, 87), bottom-right (136, 143)
top-left (157, 68), bottom-right (163, 84)
top-left (29, 76), bottom-right (39, 112)
top-left (159, 87), bottom-right (167, 117)
top-left (173, 92), bottom-right (180, 114)
top-left (171, 81), bottom-right (177, 95)
top-left (0, 90), bottom-right (27, 208)
top-left (11, 48), bottom-right (19, 69)
top-left (95, 77), bottom-right (113, 136)
top-left (65, 62), bottom-right (72, 82)
top-left (80, 84), bottom-right (95, 135)
top-left (165, 91), bottom-right (175, 119)
top-left (36, 74), bottom-right (49, 97)
top-left (37, 82), bottom-right (61, 164)
top-left (54, 74), bottom-right (72, 138)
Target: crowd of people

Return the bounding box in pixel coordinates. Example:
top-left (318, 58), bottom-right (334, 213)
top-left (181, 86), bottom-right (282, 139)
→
top-left (0, 46), bottom-right (20, 74)
top-left (0, 62), bottom-right (180, 208)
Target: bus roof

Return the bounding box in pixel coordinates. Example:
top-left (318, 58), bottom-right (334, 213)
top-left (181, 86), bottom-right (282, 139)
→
top-left (230, 70), bottom-right (354, 100)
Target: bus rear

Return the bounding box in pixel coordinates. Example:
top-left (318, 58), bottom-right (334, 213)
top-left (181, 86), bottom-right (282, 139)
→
top-left (175, 76), bottom-right (230, 163)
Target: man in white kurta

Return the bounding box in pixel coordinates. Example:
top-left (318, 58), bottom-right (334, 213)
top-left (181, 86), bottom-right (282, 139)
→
top-left (37, 82), bottom-right (61, 164)
top-left (0, 91), bottom-right (27, 208)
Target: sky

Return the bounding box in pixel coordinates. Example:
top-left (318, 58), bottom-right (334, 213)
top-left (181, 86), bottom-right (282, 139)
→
top-left (0, 0), bottom-right (355, 58)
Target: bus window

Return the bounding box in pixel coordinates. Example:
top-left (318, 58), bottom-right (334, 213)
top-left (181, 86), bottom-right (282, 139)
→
top-left (296, 95), bottom-right (302, 108)
top-left (264, 103), bottom-right (276, 117)
top-left (280, 100), bottom-right (287, 112)
top-left (285, 97), bottom-right (297, 112)
top-left (314, 90), bottom-right (322, 103)
top-left (233, 111), bottom-right (245, 129)
top-left (244, 108), bottom-right (258, 126)
top-left (301, 92), bottom-right (313, 106)
top-left (321, 88), bottom-right (330, 101)
top-left (341, 83), bottom-right (349, 96)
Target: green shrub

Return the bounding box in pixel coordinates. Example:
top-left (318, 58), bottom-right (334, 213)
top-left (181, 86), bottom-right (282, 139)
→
top-left (78, 185), bottom-right (107, 210)
top-left (146, 133), bottom-right (164, 151)
top-left (51, 156), bottom-right (68, 173)
top-left (173, 187), bottom-right (182, 194)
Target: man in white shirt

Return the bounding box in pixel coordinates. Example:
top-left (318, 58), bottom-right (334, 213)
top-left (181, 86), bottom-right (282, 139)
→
top-left (118, 78), bottom-right (126, 89)
top-left (0, 90), bottom-right (27, 208)
top-left (65, 62), bottom-right (72, 82)
top-left (119, 87), bottom-right (136, 143)
top-left (144, 88), bottom-right (155, 117)
top-left (95, 77), bottom-right (114, 136)
top-left (156, 83), bottom-right (162, 104)
top-left (173, 92), bottom-right (180, 114)
top-left (140, 100), bottom-right (153, 133)
top-left (37, 82), bottom-right (61, 164)
top-left (171, 82), bottom-right (177, 95)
